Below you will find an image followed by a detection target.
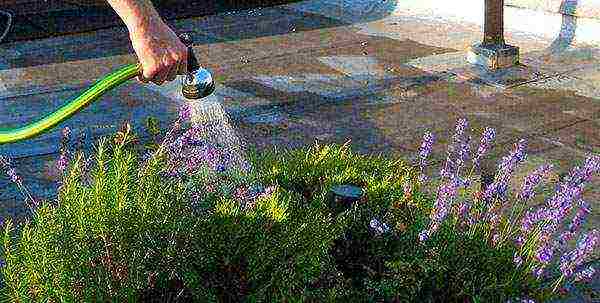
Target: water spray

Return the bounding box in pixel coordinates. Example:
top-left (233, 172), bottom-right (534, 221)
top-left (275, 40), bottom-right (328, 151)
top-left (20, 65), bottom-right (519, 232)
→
top-left (0, 33), bottom-right (215, 145)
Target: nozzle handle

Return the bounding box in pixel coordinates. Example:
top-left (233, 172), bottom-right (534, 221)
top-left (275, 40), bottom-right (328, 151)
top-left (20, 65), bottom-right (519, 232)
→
top-left (179, 33), bottom-right (200, 72)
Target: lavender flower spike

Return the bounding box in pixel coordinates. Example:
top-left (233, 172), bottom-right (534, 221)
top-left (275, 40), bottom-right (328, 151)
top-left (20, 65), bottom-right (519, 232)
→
top-left (559, 229), bottom-right (599, 278)
top-left (563, 154), bottom-right (600, 188)
top-left (568, 200), bottom-right (591, 234)
top-left (418, 229), bottom-right (429, 242)
top-left (418, 131), bottom-right (435, 182)
top-left (558, 199), bottom-right (592, 247)
top-left (429, 177), bottom-right (461, 232)
top-left (473, 127), bottom-right (496, 169)
top-left (574, 266), bottom-right (596, 283)
top-left (483, 139), bottom-right (527, 202)
top-left (517, 163), bottom-right (553, 201)
top-left (441, 118), bottom-right (469, 181)
top-left (455, 134), bottom-right (472, 178)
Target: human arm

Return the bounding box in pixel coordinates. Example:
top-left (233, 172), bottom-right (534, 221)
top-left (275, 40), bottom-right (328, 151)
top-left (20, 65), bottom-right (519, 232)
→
top-left (106, 0), bottom-right (187, 85)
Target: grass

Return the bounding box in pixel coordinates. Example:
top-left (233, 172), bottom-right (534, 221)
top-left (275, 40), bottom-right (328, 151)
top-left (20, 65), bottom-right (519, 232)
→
top-left (0, 116), bottom-right (597, 302)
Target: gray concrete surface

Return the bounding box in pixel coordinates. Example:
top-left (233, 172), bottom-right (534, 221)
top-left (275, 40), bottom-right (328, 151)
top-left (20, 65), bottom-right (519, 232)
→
top-left (0, 1), bottom-right (598, 300)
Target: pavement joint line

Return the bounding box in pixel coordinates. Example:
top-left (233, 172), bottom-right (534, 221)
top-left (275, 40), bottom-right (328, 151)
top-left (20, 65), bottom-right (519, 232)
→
top-left (216, 37), bottom-right (370, 65)
top-left (537, 136), bottom-right (592, 157)
top-left (0, 81), bottom-right (94, 100)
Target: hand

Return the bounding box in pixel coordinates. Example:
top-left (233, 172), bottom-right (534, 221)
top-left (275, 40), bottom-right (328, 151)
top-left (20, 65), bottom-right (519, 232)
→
top-left (129, 19), bottom-right (188, 86)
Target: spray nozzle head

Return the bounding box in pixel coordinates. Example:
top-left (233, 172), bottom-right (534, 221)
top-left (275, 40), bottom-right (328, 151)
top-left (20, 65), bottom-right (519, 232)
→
top-left (179, 33), bottom-right (215, 99)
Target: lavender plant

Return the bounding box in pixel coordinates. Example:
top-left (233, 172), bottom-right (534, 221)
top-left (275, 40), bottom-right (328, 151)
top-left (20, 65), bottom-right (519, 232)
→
top-left (416, 117), bottom-right (600, 301)
top-left (1, 109), bottom-right (598, 302)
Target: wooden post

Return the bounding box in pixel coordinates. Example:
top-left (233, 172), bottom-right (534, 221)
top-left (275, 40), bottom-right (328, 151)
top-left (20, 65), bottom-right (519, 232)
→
top-left (467, 0), bottom-right (519, 70)
top-left (483, 0), bottom-right (505, 45)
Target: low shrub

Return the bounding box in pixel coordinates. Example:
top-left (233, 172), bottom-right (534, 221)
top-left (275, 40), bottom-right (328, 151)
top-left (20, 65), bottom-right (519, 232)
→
top-left (0, 114), bottom-right (597, 302)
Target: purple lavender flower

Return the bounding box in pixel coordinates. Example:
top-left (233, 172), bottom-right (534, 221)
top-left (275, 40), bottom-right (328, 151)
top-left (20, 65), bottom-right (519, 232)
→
top-left (567, 200), bottom-right (591, 234)
top-left (418, 230), bottom-right (429, 242)
top-left (573, 266), bottom-right (596, 282)
top-left (215, 164), bottom-right (227, 173)
top-left (533, 267), bottom-right (544, 279)
top-left (514, 253), bottom-right (523, 268)
top-left (454, 118), bottom-right (468, 142)
top-left (418, 131), bottom-right (435, 182)
top-left (182, 126), bottom-right (205, 146)
top-left (514, 235), bottom-right (525, 248)
top-left (430, 178), bottom-right (461, 227)
top-left (419, 132), bottom-right (435, 164)
top-left (455, 135), bottom-right (471, 175)
top-left (536, 245), bottom-right (554, 264)
top-left (483, 139), bottom-right (527, 203)
top-left (544, 184), bottom-right (584, 231)
top-left (56, 153), bottom-right (69, 175)
top-left (202, 145), bottom-right (219, 167)
top-left (473, 127), bottom-right (496, 169)
top-left (369, 218), bottom-right (390, 235)
top-left (558, 231), bottom-right (574, 247)
top-left (457, 202), bottom-right (470, 218)
top-left (441, 118), bottom-right (468, 181)
top-left (179, 103), bottom-right (193, 121)
top-left (563, 154), bottom-right (600, 188)
top-left (521, 208), bottom-right (545, 233)
top-left (517, 164), bottom-right (553, 201)
top-left (6, 168), bottom-right (20, 184)
top-left (559, 229), bottom-right (599, 278)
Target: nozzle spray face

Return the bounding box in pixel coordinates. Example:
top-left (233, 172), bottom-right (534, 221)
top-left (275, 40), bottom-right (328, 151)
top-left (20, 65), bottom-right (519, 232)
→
top-left (182, 67), bottom-right (215, 99)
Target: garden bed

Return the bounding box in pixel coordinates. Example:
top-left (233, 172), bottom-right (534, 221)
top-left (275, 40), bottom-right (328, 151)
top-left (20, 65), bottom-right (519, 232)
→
top-left (0, 116), bottom-right (597, 302)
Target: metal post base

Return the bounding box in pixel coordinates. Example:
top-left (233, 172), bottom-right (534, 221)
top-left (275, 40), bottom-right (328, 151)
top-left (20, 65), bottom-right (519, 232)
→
top-left (467, 42), bottom-right (519, 70)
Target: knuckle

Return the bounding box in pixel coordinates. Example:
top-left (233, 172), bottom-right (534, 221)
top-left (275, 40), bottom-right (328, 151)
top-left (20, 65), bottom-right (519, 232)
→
top-left (162, 58), bottom-right (175, 68)
top-left (171, 53), bottom-right (183, 62)
top-left (146, 63), bottom-right (160, 74)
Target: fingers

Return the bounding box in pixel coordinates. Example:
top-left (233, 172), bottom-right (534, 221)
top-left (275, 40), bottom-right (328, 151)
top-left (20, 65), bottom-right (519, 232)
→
top-left (165, 57), bottom-right (180, 83)
top-left (138, 57), bottom-right (172, 86)
top-left (138, 59), bottom-right (160, 85)
top-left (137, 40), bottom-right (187, 85)
top-left (179, 47), bottom-right (188, 76)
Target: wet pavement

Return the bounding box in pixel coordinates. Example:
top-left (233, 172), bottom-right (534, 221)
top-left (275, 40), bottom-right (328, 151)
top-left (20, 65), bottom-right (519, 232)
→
top-left (0, 1), bottom-right (599, 299)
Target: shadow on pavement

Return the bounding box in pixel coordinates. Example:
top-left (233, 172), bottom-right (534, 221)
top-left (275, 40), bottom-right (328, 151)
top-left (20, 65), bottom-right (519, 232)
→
top-left (0, 0), bottom-right (398, 69)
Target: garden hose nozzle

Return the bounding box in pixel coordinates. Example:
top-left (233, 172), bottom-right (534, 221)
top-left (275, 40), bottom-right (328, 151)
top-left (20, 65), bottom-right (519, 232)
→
top-left (0, 33), bottom-right (215, 145)
top-left (180, 33), bottom-right (215, 100)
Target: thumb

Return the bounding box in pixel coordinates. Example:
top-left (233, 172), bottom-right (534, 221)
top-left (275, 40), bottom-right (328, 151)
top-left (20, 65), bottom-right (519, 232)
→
top-left (138, 69), bottom-right (151, 84)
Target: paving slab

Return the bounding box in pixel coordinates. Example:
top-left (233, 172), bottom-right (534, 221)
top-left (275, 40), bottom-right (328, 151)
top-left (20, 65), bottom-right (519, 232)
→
top-left (506, 0), bottom-right (600, 20)
top-left (0, 5), bottom-right (598, 285)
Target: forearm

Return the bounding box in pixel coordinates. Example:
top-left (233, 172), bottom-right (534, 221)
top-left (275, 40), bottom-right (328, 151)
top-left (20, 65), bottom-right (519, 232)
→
top-left (106, 0), bottom-right (163, 35)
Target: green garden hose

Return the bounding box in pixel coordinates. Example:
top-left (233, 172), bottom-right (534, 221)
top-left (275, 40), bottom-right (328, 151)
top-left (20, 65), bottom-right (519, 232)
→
top-left (0, 63), bottom-right (141, 145)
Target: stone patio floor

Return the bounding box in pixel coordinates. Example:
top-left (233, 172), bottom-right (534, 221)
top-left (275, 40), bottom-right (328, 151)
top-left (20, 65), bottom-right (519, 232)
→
top-left (0, 1), bottom-right (598, 300)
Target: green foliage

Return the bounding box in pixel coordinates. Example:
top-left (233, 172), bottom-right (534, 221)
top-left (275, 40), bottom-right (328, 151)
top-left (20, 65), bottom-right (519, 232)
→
top-left (0, 133), bottom-right (561, 302)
